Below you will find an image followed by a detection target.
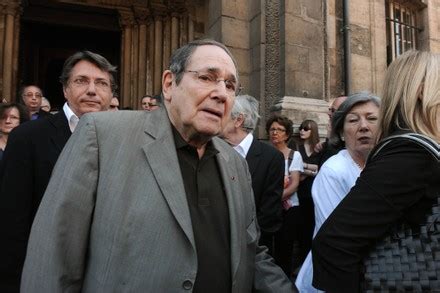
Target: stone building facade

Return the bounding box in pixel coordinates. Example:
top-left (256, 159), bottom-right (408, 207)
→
top-left (0, 0), bottom-right (438, 137)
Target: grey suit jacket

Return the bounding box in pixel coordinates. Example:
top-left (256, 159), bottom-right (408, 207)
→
top-left (21, 108), bottom-right (293, 292)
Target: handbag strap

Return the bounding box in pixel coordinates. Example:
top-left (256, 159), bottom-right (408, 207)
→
top-left (369, 133), bottom-right (440, 162)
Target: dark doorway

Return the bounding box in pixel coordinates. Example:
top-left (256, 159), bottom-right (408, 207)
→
top-left (19, 2), bottom-right (121, 111)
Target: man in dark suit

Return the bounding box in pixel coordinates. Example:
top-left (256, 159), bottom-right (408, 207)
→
top-left (19, 84), bottom-right (51, 120)
top-left (0, 51), bottom-right (116, 292)
top-left (221, 94), bottom-right (284, 256)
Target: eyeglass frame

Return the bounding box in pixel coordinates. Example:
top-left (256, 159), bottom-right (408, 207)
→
top-left (68, 76), bottom-right (113, 92)
top-left (22, 92), bottom-right (43, 99)
top-left (184, 70), bottom-right (243, 96)
top-left (269, 127), bottom-right (287, 133)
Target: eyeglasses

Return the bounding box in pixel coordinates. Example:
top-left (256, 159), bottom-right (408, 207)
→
top-left (70, 77), bottom-right (112, 91)
top-left (299, 126), bottom-right (311, 131)
top-left (184, 70), bottom-right (242, 96)
top-left (23, 92), bottom-right (43, 99)
top-left (142, 102), bottom-right (158, 107)
top-left (269, 128), bottom-right (286, 133)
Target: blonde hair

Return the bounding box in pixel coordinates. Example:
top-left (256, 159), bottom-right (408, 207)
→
top-left (379, 50), bottom-right (440, 143)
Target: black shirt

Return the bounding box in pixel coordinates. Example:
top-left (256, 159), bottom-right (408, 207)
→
top-left (172, 127), bottom-right (232, 293)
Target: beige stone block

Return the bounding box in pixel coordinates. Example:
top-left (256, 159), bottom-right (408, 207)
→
top-left (285, 0), bottom-right (302, 15)
top-left (285, 71), bottom-right (323, 99)
top-left (208, 0), bottom-right (222, 28)
top-left (222, 17), bottom-right (250, 49)
top-left (350, 0), bottom-right (371, 27)
top-left (207, 18), bottom-right (222, 41)
top-left (229, 47), bottom-right (251, 74)
top-left (249, 70), bottom-right (262, 99)
top-left (351, 24), bottom-right (371, 57)
top-left (284, 44), bottom-right (309, 73)
top-left (309, 48), bottom-right (324, 74)
top-left (274, 96), bottom-right (330, 137)
top-left (251, 45), bottom-right (263, 71)
top-left (327, 15), bottom-right (337, 49)
top-left (304, 0), bottom-right (323, 21)
top-left (250, 0), bottom-right (262, 19)
top-left (351, 54), bottom-right (372, 93)
top-left (250, 13), bottom-right (263, 47)
top-left (222, 0), bottom-right (249, 20)
top-left (285, 14), bottom-right (323, 48)
top-left (238, 73), bottom-right (250, 97)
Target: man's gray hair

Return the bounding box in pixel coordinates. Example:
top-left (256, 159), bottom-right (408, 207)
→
top-left (231, 95), bottom-right (260, 133)
top-left (168, 39), bottom-right (239, 85)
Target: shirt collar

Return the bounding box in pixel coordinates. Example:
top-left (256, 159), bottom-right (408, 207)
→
top-left (234, 133), bottom-right (253, 158)
top-left (171, 125), bottom-right (219, 157)
top-left (63, 103), bottom-right (79, 133)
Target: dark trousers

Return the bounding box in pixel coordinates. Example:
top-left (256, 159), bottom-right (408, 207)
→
top-left (274, 206), bottom-right (301, 277)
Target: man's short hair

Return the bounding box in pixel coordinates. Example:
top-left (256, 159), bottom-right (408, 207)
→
top-left (168, 39), bottom-right (239, 85)
top-left (18, 84), bottom-right (43, 103)
top-left (59, 51), bottom-right (118, 93)
top-left (231, 95), bottom-right (260, 133)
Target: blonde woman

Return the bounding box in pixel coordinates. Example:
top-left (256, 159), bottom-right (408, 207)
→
top-left (312, 51), bottom-right (440, 292)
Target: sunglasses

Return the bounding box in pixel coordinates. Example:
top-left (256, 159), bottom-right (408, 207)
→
top-left (299, 126), bottom-right (311, 131)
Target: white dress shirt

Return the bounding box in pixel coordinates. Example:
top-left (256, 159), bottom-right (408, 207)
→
top-left (233, 133), bottom-right (254, 158)
top-left (63, 103), bottom-right (79, 133)
top-left (296, 149), bottom-right (361, 292)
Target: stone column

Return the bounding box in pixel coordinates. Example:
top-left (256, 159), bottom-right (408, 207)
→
top-left (119, 8), bottom-right (135, 107)
top-left (272, 0), bottom-right (329, 137)
top-left (171, 13), bottom-right (179, 52)
top-left (135, 9), bottom-right (150, 103)
top-left (1, 0), bottom-right (20, 102)
top-left (153, 15), bottom-right (163, 94)
top-left (162, 15), bottom-right (171, 72)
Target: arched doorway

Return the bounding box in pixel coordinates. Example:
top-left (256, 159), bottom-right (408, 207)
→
top-left (18, 1), bottom-right (121, 111)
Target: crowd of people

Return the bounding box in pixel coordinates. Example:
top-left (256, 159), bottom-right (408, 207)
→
top-left (0, 39), bottom-right (438, 293)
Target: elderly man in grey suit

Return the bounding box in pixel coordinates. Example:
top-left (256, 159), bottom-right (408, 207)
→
top-left (21, 39), bottom-right (293, 292)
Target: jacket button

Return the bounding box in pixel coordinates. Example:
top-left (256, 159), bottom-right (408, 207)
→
top-left (182, 280), bottom-right (193, 290)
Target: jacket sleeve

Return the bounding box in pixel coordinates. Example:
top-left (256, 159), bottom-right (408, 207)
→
top-left (20, 115), bottom-right (99, 292)
top-left (0, 125), bottom-right (36, 292)
top-left (312, 140), bottom-right (439, 293)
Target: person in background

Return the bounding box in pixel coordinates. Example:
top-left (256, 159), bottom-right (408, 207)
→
top-left (109, 96), bottom-right (120, 111)
top-left (296, 92), bottom-right (381, 292)
top-left (0, 50), bottom-right (116, 292)
top-left (296, 119), bottom-right (322, 267)
top-left (20, 39), bottom-right (293, 292)
top-left (140, 94), bottom-right (159, 111)
top-left (267, 115), bottom-right (304, 278)
top-left (316, 96), bottom-right (347, 166)
top-left (312, 51), bottom-right (440, 293)
top-left (19, 84), bottom-right (50, 120)
top-left (40, 97), bottom-right (51, 113)
top-left (0, 103), bottom-right (29, 160)
top-left (221, 95), bottom-right (284, 256)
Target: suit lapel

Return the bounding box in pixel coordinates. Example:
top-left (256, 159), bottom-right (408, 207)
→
top-left (213, 138), bottom-right (242, 281)
top-left (49, 111), bottom-right (71, 153)
top-left (141, 109), bottom-right (195, 248)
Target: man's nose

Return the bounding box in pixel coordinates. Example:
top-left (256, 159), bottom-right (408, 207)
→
top-left (86, 81), bottom-right (97, 94)
top-left (211, 81), bottom-right (229, 102)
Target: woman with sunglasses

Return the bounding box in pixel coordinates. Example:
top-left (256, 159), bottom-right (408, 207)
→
top-left (266, 115), bottom-right (304, 278)
top-left (296, 119), bottom-right (322, 267)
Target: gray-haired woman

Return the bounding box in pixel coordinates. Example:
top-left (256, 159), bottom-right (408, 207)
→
top-left (296, 92), bottom-right (381, 292)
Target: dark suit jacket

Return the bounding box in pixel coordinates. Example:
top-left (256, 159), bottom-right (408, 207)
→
top-left (0, 111), bottom-right (71, 292)
top-left (246, 138), bottom-right (284, 234)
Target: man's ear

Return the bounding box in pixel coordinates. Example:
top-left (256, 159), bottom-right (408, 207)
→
top-left (62, 86), bottom-right (68, 100)
top-left (162, 70), bottom-right (174, 102)
top-left (235, 113), bottom-right (245, 128)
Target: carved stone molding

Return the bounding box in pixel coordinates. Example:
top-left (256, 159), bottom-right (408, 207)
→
top-left (264, 0), bottom-right (281, 115)
top-left (118, 8), bottom-right (135, 28)
top-left (134, 7), bottom-right (151, 25)
top-left (3, 0), bottom-right (21, 17)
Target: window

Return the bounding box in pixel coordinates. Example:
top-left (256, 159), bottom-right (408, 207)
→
top-left (386, 0), bottom-right (423, 64)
